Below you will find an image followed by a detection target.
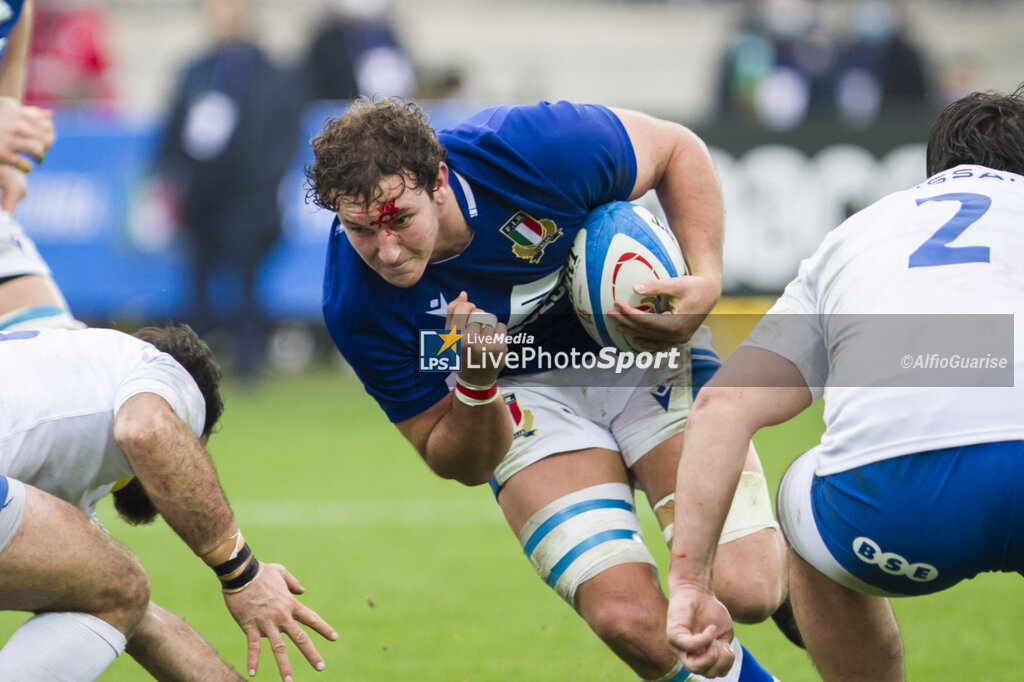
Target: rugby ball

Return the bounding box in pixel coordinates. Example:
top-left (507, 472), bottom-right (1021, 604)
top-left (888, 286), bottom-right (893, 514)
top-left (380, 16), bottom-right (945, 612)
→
top-left (566, 202), bottom-right (687, 353)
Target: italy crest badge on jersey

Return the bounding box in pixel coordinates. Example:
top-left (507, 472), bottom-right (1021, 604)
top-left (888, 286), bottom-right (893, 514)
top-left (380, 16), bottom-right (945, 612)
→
top-left (500, 211), bottom-right (562, 264)
top-left (504, 393), bottom-right (537, 439)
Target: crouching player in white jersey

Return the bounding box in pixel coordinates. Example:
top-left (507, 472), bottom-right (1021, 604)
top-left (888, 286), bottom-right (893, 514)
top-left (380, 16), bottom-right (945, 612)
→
top-left (665, 84), bottom-right (1024, 681)
top-left (0, 325), bottom-right (338, 681)
top-left (0, 0), bottom-right (83, 332)
top-left (309, 98), bottom-right (791, 680)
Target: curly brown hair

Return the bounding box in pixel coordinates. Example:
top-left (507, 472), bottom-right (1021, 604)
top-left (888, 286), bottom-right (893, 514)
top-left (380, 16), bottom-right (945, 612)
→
top-left (305, 97), bottom-right (448, 213)
top-left (927, 84), bottom-right (1024, 177)
top-left (133, 323), bottom-right (224, 436)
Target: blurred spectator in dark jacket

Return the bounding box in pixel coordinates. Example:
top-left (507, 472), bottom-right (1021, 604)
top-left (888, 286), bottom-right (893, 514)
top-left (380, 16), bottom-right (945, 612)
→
top-left (154, 0), bottom-right (301, 381)
top-left (833, 0), bottom-right (934, 126)
top-left (301, 0), bottom-right (416, 102)
top-left (714, 0), bottom-right (838, 130)
top-left (24, 0), bottom-right (114, 107)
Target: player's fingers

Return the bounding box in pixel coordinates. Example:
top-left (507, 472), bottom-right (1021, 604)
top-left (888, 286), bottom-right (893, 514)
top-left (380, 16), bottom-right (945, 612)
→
top-left (279, 566), bottom-right (305, 595)
top-left (445, 292), bottom-right (474, 330)
top-left (14, 137), bottom-right (48, 164)
top-left (668, 623), bottom-right (715, 654)
top-left (466, 310), bottom-right (497, 328)
top-left (445, 290), bottom-right (469, 314)
top-left (295, 603), bottom-right (339, 642)
top-left (0, 154), bottom-right (32, 174)
top-left (244, 626), bottom-right (262, 678)
top-left (679, 635), bottom-right (733, 677)
top-left (284, 622), bottom-right (327, 672)
top-left (266, 628), bottom-right (295, 682)
top-left (634, 277), bottom-right (684, 298)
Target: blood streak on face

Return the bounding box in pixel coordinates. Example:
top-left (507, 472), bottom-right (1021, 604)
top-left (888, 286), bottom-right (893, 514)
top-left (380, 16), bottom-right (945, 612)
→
top-left (369, 199), bottom-right (400, 228)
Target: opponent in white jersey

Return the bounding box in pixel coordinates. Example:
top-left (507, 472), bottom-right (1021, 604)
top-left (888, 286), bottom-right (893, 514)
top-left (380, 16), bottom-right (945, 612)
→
top-left (0, 326), bottom-right (337, 681)
top-left (0, 0), bottom-right (80, 331)
top-left (665, 85), bottom-right (1024, 681)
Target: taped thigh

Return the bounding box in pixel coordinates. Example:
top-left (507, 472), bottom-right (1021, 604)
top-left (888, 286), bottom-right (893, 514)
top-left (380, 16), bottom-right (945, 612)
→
top-left (517, 482), bottom-right (655, 608)
top-left (0, 476), bottom-right (27, 554)
top-left (653, 470), bottom-right (778, 546)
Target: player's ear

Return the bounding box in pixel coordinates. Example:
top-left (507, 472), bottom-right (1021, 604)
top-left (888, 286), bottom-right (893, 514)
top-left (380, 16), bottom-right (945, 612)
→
top-left (434, 161), bottom-right (450, 196)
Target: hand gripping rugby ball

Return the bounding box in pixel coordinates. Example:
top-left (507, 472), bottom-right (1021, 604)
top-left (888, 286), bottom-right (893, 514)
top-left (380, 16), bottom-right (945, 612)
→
top-left (566, 202), bottom-right (687, 353)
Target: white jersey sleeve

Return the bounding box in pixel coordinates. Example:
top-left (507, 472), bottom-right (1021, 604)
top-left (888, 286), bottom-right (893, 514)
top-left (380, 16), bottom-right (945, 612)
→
top-left (0, 328), bottom-right (206, 514)
top-left (742, 165), bottom-right (1024, 475)
top-left (741, 260), bottom-right (828, 400)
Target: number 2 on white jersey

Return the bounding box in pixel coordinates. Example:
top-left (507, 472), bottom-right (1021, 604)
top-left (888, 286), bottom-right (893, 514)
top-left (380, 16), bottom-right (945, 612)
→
top-left (909, 192), bottom-right (991, 268)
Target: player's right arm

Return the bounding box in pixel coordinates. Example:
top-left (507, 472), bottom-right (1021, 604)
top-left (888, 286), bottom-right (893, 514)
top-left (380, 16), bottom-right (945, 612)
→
top-left (395, 291), bottom-right (513, 486)
top-left (665, 347), bottom-right (811, 675)
top-left (113, 393), bottom-right (338, 681)
top-left (0, 0), bottom-right (54, 176)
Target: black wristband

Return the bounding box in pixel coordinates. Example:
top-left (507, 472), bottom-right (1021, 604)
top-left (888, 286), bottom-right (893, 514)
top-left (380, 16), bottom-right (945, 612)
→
top-left (221, 556), bottom-right (261, 592)
top-left (212, 543), bottom-right (253, 578)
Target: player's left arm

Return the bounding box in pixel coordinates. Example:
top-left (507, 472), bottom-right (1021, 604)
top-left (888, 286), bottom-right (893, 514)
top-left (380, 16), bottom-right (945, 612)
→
top-left (113, 393), bottom-right (338, 681)
top-left (665, 346), bottom-right (811, 675)
top-left (609, 107), bottom-right (723, 348)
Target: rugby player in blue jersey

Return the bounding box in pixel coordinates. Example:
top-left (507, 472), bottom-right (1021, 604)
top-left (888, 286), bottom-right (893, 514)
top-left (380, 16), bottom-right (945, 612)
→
top-left (308, 97), bottom-right (789, 681)
top-left (665, 85), bottom-right (1024, 681)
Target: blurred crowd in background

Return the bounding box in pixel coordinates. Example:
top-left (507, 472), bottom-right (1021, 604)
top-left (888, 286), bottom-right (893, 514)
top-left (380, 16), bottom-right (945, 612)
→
top-left (23, 0), bottom-right (995, 121)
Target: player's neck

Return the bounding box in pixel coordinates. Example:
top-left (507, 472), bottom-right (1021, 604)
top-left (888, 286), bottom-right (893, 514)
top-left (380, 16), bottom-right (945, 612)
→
top-left (432, 197), bottom-right (473, 262)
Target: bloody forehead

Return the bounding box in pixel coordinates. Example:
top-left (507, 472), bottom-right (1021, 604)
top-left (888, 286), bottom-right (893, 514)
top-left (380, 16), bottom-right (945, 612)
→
top-left (369, 199), bottom-right (401, 227)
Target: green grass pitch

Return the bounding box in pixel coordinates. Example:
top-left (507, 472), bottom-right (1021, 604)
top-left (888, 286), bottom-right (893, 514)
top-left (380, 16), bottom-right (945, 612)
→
top-left (3, 368), bottom-right (1023, 680)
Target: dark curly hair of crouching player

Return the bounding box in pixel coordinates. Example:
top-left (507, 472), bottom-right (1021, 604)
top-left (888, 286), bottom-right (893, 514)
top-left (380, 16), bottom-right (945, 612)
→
top-left (927, 83), bottom-right (1024, 177)
top-left (114, 323), bottom-right (224, 525)
top-left (305, 96), bottom-right (448, 213)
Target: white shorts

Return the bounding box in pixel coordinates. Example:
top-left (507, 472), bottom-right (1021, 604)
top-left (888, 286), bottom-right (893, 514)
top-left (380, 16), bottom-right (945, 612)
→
top-left (0, 476), bottom-right (27, 554)
top-left (777, 450), bottom-right (889, 596)
top-left (0, 212), bottom-right (51, 280)
top-left (491, 346), bottom-right (694, 489)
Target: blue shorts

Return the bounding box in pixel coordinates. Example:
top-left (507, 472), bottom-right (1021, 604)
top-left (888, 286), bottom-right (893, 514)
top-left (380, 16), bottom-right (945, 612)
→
top-left (690, 347), bottom-right (721, 399)
top-left (780, 440), bottom-right (1024, 597)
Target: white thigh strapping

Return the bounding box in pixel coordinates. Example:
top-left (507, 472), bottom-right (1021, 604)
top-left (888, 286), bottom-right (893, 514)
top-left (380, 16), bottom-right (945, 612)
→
top-left (518, 482), bottom-right (656, 607)
top-left (778, 450), bottom-right (888, 596)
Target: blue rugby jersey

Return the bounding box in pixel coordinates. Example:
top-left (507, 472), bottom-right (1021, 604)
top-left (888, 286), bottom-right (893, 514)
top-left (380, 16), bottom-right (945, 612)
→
top-left (322, 101), bottom-right (638, 422)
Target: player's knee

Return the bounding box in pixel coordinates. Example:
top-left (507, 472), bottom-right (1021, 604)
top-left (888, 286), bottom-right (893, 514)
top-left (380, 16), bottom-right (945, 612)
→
top-left (717, 579), bottom-right (784, 624)
top-left (713, 550), bottom-right (786, 624)
top-left (586, 592), bottom-right (664, 661)
top-left (105, 556), bottom-right (151, 635)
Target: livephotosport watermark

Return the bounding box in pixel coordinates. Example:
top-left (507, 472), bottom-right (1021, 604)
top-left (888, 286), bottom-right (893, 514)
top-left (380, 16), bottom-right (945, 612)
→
top-left (418, 328), bottom-right (684, 375)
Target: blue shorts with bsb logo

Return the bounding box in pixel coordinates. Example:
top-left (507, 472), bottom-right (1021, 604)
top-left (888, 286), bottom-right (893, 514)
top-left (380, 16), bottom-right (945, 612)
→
top-left (779, 440), bottom-right (1024, 597)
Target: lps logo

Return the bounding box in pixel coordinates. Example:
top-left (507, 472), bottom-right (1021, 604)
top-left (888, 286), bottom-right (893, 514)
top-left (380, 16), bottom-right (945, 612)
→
top-left (853, 536), bottom-right (938, 582)
top-left (419, 328), bottom-right (462, 372)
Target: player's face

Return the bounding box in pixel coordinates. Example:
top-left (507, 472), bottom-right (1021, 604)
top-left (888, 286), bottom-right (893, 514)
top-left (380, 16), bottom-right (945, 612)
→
top-left (337, 175), bottom-right (442, 288)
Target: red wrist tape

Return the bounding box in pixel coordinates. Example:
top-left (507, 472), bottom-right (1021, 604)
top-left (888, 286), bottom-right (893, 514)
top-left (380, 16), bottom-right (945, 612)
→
top-left (454, 377), bottom-right (499, 406)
